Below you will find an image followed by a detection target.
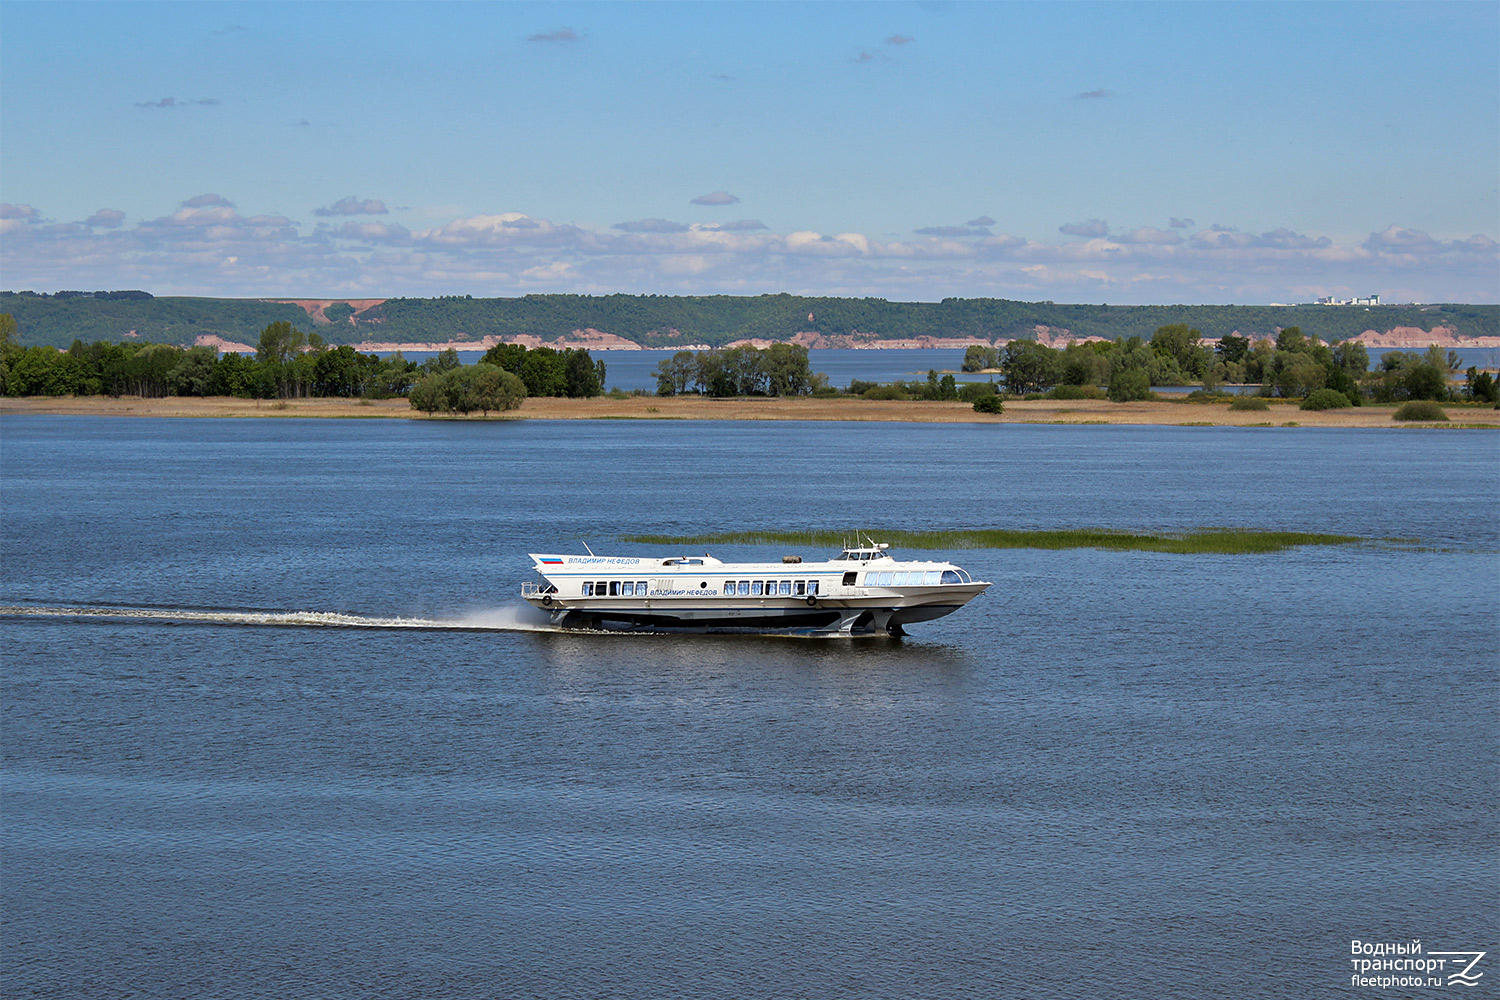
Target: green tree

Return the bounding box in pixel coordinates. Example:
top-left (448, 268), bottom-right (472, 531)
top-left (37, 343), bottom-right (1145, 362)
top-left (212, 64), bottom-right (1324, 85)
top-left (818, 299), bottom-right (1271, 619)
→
top-left (962, 344), bottom-right (999, 372)
top-left (1403, 364), bottom-right (1448, 401)
top-left (763, 343), bottom-right (813, 396)
top-left (654, 350), bottom-right (697, 396)
top-left (168, 345), bottom-right (219, 396)
top-left (256, 320), bottom-right (305, 366)
top-left (1000, 340), bottom-right (1060, 395)
top-left (480, 342), bottom-right (528, 374)
top-left (1108, 368), bottom-right (1152, 402)
top-left (958, 380), bottom-right (999, 403)
top-left (1216, 334), bottom-right (1251, 366)
top-left (210, 352), bottom-right (261, 398)
top-left (1324, 365), bottom-right (1362, 405)
top-left (519, 346), bottom-right (567, 396)
top-left (313, 345), bottom-right (375, 397)
top-left (1059, 342), bottom-right (1109, 386)
top-left (1269, 352), bottom-right (1326, 398)
top-left (470, 364), bottom-right (528, 414)
top-left (1332, 340), bottom-right (1369, 375)
top-left (408, 373), bottom-right (443, 413)
top-left (1275, 327), bottom-right (1307, 353)
top-left (562, 348), bottom-right (603, 397)
top-left (1464, 367), bottom-right (1498, 403)
top-left (374, 351), bottom-right (418, 398)
top-left (424, 347), bottom-right (462, 374)
top-left (1150, 323), bottom-right (1205, 376)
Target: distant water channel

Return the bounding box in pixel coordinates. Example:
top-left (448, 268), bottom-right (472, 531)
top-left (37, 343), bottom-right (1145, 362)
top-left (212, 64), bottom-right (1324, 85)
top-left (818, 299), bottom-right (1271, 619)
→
top-left (2, 417), bottom-right (1496, 999)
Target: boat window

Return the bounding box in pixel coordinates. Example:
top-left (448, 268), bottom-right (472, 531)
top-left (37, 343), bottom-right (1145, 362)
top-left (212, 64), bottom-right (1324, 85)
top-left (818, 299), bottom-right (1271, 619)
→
top-left (842, 572), bottom-right (857, 586)
top-left (583, 582), bottom-right (593, 597)
top-left (892, 572), bottom-right (908, 586)
top-left (609, 581), bottom-right (620, 596)
top-left (737, 580), bottom-right (750, 596)
top-left (795, 580), bottom-right (806, 596)
top-left (596, 581), bottom-right (606, 595)
top-left (724, 581), bottom-right (735, 595)
top-left (807, 580), bottom-right (819, 595)
top-left (923, 571), bottom-right (940, 585)
top-left (621, 581), bottom-right (634, 596)
top-left (778, 580), bottom-right (791, 596)
top-left (941, 570), bottom-right (962, 585)
top-left (639, 581), bottom-right (648, 594)
top-left (752, 581), bottom-right (764, 596)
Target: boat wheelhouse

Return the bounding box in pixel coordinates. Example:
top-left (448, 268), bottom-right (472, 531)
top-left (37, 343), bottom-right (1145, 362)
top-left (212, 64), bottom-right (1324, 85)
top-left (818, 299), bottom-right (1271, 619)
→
top-left (521, 542), bottom-right (989, 635)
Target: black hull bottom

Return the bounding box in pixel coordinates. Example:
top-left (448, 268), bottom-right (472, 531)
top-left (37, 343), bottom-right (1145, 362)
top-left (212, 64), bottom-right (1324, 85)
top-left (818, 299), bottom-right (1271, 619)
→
top-left (551, 605), bottom-right (967, 635)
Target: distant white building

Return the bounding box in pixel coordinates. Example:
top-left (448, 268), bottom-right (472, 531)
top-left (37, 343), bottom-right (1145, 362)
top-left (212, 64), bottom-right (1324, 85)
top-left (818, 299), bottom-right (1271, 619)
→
top-left (1316, 294), bottom-right (1381, 306)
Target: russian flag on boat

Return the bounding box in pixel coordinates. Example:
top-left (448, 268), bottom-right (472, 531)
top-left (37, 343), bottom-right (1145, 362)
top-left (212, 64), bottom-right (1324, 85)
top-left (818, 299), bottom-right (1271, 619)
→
top-left (540, 557), bottom-right (564, 565)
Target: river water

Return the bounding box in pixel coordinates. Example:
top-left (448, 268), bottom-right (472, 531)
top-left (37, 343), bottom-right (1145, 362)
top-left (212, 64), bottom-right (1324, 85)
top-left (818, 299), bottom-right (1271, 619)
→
top-left (2, 416), bottom-right (1496, 998)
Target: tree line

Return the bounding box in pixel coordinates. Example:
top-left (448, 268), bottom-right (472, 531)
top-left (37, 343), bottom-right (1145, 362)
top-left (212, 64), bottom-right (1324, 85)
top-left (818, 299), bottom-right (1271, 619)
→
top-left (0, 316), bottom-right (608, 410)
top-left (652, 344), bottom-right (822, 397)
top-left (953, 325), bottom-right (1493, 404)
top-left (4, 289), bottom-right (1495, 350)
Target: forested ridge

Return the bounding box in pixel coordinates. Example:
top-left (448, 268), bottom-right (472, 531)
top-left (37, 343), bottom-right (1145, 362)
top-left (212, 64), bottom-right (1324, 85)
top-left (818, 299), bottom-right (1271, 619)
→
top-left (3, 289), bottom-right (1494, 349)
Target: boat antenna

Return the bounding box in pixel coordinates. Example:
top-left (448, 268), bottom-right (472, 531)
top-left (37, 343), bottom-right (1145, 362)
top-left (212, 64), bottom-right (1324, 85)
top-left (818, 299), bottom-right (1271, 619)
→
top-left (583, 541), bottom-right (595, 556)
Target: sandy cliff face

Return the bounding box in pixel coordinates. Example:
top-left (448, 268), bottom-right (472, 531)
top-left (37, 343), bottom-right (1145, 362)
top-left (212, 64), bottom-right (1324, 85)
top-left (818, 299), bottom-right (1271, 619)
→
top-left (346, 328), bottom-right (646, 353)
top-left (1351, 325), bottom-right (1500, 348)
top-left (266, 299), bottom-right (388, 324)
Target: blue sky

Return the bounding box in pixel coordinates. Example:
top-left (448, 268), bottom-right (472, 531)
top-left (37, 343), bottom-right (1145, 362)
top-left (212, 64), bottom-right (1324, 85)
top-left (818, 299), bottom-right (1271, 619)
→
top-left (2, 0), bottom-right (1496, 303)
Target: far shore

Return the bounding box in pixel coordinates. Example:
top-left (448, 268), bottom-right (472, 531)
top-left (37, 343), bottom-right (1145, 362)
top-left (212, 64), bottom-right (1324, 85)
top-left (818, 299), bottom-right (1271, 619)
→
top-left (3, 394), bottom-right (1497, 428)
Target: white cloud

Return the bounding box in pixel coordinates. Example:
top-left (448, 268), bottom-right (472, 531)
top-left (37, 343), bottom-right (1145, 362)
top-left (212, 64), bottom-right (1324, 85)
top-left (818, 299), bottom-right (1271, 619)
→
top-left (1114, 227), bottom-right (1182, 246)
top-left (528, 27), bottom-right (582, 44)
top-left (1059, 219), bottom-right (1109, 238)
top-left (613, 218), bottom-right (689, 234)
top-left (315, 196), bottom-right (389, 217)
top-left (135, 97), bottom-right (219, 108)
top-left (1, 194), bottom-right (1494, 304)
top-left (86, 208), bottom-right (126, 228)
top-left (690, 191), bottom-right (740, 206)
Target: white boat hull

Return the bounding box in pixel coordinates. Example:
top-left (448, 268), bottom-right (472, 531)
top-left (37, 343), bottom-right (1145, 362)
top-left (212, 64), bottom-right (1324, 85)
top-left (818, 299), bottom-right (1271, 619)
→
top-left (520, 545), bottom-right (989, 636)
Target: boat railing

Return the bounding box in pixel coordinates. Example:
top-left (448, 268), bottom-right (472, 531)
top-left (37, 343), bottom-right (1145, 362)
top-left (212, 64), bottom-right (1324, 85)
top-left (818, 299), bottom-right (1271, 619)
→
top-left (520, 581), bottom-right (557, 597)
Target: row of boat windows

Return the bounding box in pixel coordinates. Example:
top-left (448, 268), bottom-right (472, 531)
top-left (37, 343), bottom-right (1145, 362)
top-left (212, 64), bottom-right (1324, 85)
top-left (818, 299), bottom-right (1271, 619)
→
top-left (580, 579), bottom-right (823, 597)
top-left (723, 580), bottom-right (820, 597)
top-left (872, 570), bottom-right (968, 586)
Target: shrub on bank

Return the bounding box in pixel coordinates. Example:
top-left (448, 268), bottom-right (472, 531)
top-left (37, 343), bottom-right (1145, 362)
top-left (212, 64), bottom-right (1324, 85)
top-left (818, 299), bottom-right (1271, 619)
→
top-left (958, 381), bottom-right (999, 403)
top-left (972, 395), bottom-right (1005, 414)
top-left (861, 384), bottom-right (908, 401)
top-left (1107, 369), bottom-right (1153, 402)
top-left (1185, 388), bottom-right (1231, 403)
top-left (1392, 400), bottom-right (1449, 422)
top-left (1229, 397), bottom-right (1270, 411)
top-left (1300, 388), bottom-right (1353, 411)
top-left (1049, 384), bottom-right (1105, 400)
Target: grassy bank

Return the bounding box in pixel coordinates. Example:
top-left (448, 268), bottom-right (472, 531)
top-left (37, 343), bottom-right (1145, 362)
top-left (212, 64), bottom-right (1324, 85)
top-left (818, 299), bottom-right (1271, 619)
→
top-left (3, 394), bottom-right (1496, 427)
top-left (620, 528), bottom-right (1367, 555)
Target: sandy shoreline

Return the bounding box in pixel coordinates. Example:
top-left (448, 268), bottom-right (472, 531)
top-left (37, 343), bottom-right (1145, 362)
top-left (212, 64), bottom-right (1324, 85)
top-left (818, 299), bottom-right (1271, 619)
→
top-left (2, 394), bottom-right (1496, 428)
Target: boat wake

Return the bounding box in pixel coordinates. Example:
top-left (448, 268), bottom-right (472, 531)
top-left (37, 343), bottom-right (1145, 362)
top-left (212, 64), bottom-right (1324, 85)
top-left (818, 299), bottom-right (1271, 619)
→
top-left (0, 602), bottom-right (571, 633)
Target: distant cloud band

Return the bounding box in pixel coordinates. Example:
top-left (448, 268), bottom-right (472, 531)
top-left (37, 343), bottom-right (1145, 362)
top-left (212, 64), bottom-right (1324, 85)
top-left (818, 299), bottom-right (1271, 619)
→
top-left (1, 195), bottom-right (1494, 304)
